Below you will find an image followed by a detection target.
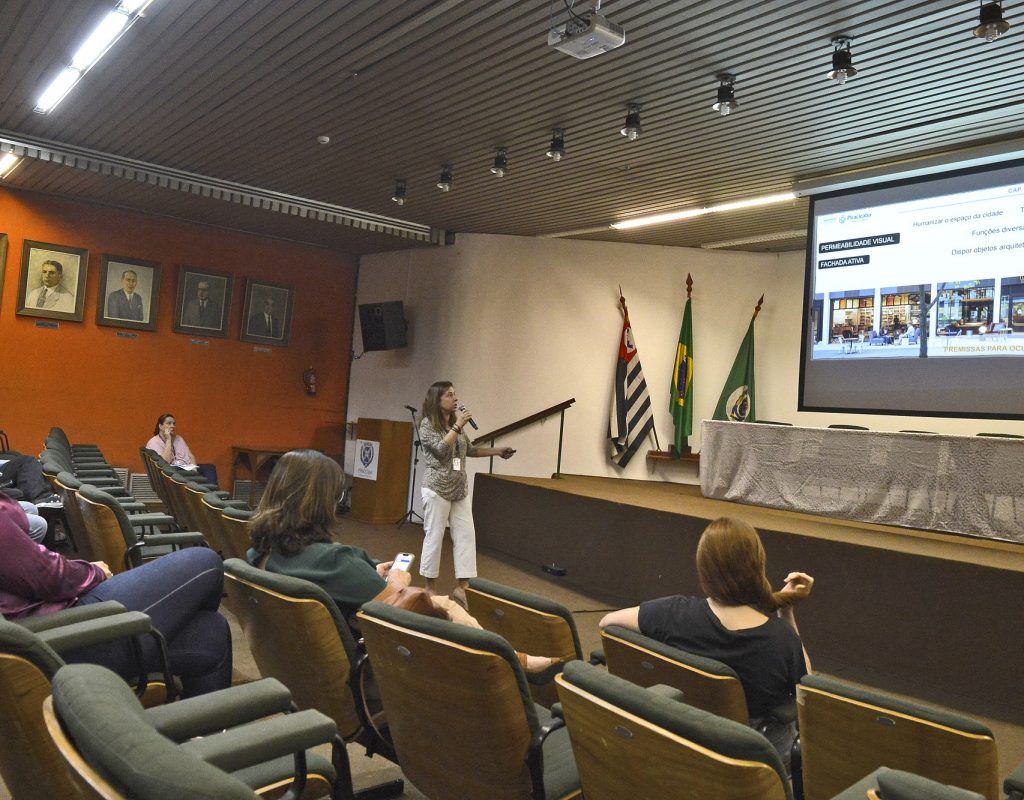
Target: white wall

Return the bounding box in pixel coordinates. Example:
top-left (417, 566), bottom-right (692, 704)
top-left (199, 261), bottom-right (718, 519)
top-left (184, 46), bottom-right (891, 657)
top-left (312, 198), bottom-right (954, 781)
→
top-left (347, 233), bottom-right (1023, 504)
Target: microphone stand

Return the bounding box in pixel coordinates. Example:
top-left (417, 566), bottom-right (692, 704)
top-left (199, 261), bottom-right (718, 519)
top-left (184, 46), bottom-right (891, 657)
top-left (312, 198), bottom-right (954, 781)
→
top-left (396, 405), bottom-right (424, 527)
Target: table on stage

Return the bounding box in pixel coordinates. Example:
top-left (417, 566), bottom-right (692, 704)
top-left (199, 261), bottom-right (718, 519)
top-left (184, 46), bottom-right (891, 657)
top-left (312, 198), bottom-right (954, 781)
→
top-left (230, 446), bottom-right (289, 506)
top-left (700, 420), bottom-right (1024, 542)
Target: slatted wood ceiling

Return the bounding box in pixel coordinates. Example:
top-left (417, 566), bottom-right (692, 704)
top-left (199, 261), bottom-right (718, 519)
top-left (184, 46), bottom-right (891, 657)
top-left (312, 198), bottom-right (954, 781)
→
top-left (1, 0), bottom-right (1023, 253)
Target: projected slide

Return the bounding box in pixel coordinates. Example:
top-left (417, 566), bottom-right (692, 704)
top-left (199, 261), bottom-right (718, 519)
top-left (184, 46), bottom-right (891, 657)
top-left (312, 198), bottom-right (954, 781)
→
top-left (810, 178), bottom-right (1024, 360)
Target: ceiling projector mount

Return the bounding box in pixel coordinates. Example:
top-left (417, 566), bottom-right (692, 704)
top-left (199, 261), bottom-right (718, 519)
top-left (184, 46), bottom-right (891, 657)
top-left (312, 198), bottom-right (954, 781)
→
top-left (547, 1), bottom-right (626, 59)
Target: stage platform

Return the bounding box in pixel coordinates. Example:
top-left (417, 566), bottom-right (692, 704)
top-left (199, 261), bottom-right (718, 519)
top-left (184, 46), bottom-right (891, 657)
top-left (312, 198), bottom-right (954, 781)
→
top-left (473, 473), bottom-right (1024, 723)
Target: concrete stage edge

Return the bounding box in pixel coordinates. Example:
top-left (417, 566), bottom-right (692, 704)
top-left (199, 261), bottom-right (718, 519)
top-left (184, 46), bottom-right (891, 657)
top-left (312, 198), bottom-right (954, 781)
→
top-left (473, 473), bottom-right (1024, 723)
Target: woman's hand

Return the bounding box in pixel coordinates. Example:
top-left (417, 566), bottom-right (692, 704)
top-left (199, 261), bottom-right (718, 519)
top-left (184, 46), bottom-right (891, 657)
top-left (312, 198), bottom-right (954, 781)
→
top-left (386, 567), bottom-right (412, 589)
top-left (777, 571), bottom-right (814, 605)
top-left (376, 560), bottom-right (394, 578)
top-left (455, 409), bottom-right (473, 430)
top-left (498, 447), bottom-right (515, 459)
top-left (91, 561), bottom-right (113, 579)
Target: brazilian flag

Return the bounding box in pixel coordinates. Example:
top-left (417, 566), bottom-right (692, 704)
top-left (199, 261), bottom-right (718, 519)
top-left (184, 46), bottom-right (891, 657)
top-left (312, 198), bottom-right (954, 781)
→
top-left (713, 314), bottom-right (756, 423)
top-left (670, 296), bottom-right (694, 456)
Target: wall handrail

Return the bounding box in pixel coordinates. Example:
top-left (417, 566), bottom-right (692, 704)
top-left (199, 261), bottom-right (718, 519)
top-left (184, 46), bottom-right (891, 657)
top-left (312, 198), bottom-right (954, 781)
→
top-left (470, 398), bottom-right (575, 444)
top-left (471, 398), bottom-right (576, 477)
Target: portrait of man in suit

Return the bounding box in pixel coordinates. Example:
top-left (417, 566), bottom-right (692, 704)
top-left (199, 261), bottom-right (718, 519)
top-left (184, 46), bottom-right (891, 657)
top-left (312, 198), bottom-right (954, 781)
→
top-left (96, 256), bottom-right (160, 331)
top-left (240, 280), bottom-right (292, 346)
top-left (106, 269), bottom-right (144, 320)
top-left (17, 241), bottom-right (88, 321)
top-left (26, 259), bottom-right (75, 313)
top-left (247, 295), bottom-right (283, 339)
top-left (174, 268), bottom-right (231, 337)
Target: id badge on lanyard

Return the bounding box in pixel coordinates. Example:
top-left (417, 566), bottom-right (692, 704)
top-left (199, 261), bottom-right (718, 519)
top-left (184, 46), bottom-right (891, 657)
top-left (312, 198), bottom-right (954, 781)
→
top-left (452, 432), bottom-right (462, 472)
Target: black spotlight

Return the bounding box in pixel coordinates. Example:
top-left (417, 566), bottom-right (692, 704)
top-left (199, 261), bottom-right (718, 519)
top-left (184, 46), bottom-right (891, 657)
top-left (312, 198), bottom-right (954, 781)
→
top-left (827, 36), bottom-right (857, 85)
top-left (546, 128), bottom-right (565, 161)
top-left (490, 148), bottom-right (508, 177)
top-left (436, 166), bottom-right (453, 192)
top-left (391, 179), bottom-right (407, 205)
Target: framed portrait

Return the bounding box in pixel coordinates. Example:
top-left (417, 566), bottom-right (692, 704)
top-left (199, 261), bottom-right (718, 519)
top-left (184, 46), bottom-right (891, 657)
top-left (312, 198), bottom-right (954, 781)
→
top-left (173, 265), bottom-right (232, 337)
top-left (96, 255), bottom-right (161, 331)
top-left (16, 240), bottom-right (89, 322)
top-left (240, 279), bottom-right (294, 346)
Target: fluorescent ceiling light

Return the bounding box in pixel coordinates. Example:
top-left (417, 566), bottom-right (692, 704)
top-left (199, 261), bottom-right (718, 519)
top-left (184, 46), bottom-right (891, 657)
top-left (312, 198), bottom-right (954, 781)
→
top-left (34, 2), bottom-right (154, 114)
top-left (35, 67), bottom-right (80, 113)
top-left (611, 192), bottom-right (796, 230)
top-left (71, 10), bottom-right (129, 69)
top-left (0, 153), bottom-right (21, 178)
top-left (701, 229), bottom-right (807, 249)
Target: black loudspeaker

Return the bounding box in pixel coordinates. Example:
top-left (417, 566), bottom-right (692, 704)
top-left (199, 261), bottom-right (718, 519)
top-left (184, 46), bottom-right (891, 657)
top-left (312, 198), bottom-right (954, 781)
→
top-left (358, 301), bottom-right (408, 351)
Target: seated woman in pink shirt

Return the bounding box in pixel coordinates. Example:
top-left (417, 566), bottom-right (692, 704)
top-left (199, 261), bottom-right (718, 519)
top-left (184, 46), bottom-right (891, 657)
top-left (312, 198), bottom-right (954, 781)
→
top-left (0, 494), bottom-right (230, 697)
top-left (145, 413), bottom-right (219, 486)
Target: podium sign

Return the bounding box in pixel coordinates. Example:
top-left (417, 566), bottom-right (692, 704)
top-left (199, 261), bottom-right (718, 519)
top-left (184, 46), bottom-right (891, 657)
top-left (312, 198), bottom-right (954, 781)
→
top-left (349, 418), bottom-right (412, 524)
top-left (354, 439), bottom-right (380, 480)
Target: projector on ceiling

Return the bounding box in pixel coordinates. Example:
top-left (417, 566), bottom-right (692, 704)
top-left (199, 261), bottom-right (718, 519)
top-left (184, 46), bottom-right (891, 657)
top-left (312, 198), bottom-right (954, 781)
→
top-left (547, 13), bottom-right (625, 59)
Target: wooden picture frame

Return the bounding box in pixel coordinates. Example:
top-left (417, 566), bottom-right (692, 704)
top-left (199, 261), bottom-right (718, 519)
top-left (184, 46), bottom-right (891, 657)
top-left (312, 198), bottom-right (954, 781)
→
top-left (0, 234), bottom-right (8, 304)
top-left (16, 240), bottom-right (89, 322)
top-left (173, 265), bottom-right (232, 337)
top-left (96, 255), bottom-right (161, 331)
top-left (240, 279), bottom-right (294, 346)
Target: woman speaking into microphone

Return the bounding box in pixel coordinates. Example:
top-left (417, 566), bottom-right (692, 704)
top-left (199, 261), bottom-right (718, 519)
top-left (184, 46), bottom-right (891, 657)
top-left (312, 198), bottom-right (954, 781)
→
top-left (419, 381), bottom-right (514, 605)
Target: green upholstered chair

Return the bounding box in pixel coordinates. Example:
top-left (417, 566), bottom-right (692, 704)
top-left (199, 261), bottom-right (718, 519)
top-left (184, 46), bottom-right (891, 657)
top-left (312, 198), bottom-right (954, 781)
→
top-left (357, 600), bottom-right (580, 800)
top-left (76, 485), bottom-right (206, 573)
top-left (600, 624), bottom-right (752, 723)
top-left (223, 559), bottom-right (404, 800)
top-left (466, 576), bottom-right (586, 706)
top-left (555, 660), bottom-right (792, 800)
top-left (198, 490), bottom-right (249, 559)
top-left (0, 603), bottom-right (174, 799)
top-left (797, 674), bottom-right (999, 800)
top-left (831, 766), bottom-right (986, 800)
top-left (221, 506), bottom-right (255, 564)
top-left (45, 663), bottom-right (338, 800)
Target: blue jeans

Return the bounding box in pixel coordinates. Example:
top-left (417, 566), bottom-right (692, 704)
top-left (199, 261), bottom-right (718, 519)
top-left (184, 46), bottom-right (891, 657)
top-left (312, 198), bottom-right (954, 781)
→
top-left (70, 547), bottom-right (231, 697)
top-left (17, 501), bottom-right (47, 543)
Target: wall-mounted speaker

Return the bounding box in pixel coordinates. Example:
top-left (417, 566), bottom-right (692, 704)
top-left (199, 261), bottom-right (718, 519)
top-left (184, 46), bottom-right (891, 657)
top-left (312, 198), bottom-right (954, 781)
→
top-left (358, 301), bottom-right (408, 351)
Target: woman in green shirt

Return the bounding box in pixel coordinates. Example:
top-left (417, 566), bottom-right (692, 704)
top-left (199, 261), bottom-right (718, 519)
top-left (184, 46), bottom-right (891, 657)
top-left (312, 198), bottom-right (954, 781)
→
top-left (247, 449), bottom-right (409, 622)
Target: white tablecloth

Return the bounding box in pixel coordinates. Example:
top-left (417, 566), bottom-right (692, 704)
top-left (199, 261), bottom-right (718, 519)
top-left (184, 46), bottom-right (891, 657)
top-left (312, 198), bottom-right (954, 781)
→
top-left (700, 420), bottom-right (1024, 543)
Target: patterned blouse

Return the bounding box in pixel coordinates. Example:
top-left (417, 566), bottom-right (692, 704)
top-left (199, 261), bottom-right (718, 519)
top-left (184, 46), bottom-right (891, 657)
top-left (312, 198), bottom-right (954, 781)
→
top-left (419, 417), bottom-right (471, 501)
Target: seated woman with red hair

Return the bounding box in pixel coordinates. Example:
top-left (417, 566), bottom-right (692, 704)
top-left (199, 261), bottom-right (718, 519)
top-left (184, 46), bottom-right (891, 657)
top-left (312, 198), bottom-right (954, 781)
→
top-left (600, 516), bottom-right (813, 764)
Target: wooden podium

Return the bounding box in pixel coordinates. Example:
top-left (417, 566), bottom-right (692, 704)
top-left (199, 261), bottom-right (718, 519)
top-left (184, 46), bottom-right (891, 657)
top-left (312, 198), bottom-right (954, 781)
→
top-left (349, 418), bottom-right (412, 524)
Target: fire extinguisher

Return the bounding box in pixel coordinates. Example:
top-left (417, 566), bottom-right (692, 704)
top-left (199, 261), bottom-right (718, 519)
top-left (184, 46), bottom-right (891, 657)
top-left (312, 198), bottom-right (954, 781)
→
top-left (302, 366), bottom-right (317, 396)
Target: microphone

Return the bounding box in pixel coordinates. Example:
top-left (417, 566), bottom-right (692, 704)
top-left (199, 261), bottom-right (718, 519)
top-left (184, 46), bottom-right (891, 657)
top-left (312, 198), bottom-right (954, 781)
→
top-left (404, 405), bottom-right (417, 412)
top-left (457, 403), bottom-right (479, 430)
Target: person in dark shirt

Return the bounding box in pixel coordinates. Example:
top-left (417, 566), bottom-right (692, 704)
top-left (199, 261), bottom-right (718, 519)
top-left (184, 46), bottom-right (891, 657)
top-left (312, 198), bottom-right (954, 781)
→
top-left (600, 517), bottom-right (813, 764)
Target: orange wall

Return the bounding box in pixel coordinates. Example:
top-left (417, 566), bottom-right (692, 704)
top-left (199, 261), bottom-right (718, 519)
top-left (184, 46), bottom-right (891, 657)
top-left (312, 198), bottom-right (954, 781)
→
top-left (0, 188), bottom-right (357, 484)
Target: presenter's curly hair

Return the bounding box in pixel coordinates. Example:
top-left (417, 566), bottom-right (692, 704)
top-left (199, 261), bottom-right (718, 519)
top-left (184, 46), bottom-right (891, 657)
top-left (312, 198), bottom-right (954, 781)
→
top-left (249, 449), bottom-right (343, 558)
top-left (422, 380), bottom-right (458, 432)
top-left (696, 517), bottom-right (786, 613)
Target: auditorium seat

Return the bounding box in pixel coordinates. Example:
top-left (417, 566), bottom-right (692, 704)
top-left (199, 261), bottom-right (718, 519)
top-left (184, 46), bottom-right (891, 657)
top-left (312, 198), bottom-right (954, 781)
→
top-left (222, 557), bottom-right (405, 800)
top-left (76, 485), bottom-right (206, 573)
top-left (797, 673), bottom-right (999, 800)
top-left (831, 766), bottom-right (985, 800)
top-left (466, 577), bottom-right (588, 707)
top-left (0, 602), bottom-right (172, 799)
top-left (45, 664), bottom-right (338, 800)
top-left (555, 660), bottom-right (792, 800)
top-left (357, 600), bottom-right (581, 800)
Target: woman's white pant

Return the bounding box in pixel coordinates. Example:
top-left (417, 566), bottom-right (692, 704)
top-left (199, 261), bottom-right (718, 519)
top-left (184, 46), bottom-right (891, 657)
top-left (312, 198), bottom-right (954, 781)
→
top-left (419, 487), bottom-right (477, 579)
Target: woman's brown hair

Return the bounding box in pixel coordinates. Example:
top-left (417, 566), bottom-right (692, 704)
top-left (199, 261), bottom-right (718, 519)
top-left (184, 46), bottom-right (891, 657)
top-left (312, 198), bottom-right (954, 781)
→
top-left (421, 380), bottom-right (456, 432)
top-left (696, 517), bottom-right (786, 613)
top-left (249, 449), bottom-right (344, 558)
